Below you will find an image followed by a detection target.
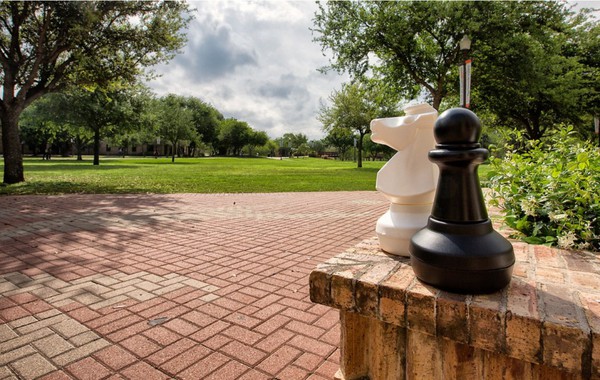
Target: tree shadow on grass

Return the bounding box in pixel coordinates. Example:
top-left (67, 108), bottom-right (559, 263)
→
top-left (350, 167), bottom-right (380, 174)
top-left (0, 181), bottom-right (155, 196)
top-left (0, 194), bottom-right (185, 280)
top-left (22, 164), bottom-right (139, 172)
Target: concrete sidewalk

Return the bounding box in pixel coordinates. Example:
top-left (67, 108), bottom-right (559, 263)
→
top-left (0, 192), bottom-right (388, 380)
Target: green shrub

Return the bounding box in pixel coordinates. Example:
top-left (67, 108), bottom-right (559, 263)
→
top-left (487, 127), bottom-right (600, 251)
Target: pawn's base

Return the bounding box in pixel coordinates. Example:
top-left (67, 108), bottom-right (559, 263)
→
top-left (410, 255), bottom-right (513, 294)
top-left (409, 218), bottom-right (514, 294)
top-left (376, 203), bottom-right (432, 257)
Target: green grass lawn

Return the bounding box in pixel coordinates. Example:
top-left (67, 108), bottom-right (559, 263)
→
top-left (0, 156), bottom-right (492, 195)
top-left (0, 156), bottom-right (385, 195)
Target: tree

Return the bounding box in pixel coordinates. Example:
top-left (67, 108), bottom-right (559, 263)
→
top-left (313, 1), bottom-right (482, 110)
top-left (324, 127), bottom-right (354, 160)
top-left (308, 139), bottom-right (327, 157)
top-left (279, 133), bottom-right (309, 157)
top-left (217, 118), bottom-right (252, 156)
top-left (474, 2), bottom-right (599, 140)
top-left (184, 97), bottom-right (223, 153)
top-left (69, 125), bottom-right (95, 161)
top-left (283, 133), bottom-right (308, 149)
top-left (63, 84), bottom-right (145, 165)
top-left (574, 16), bottom-right (600, 143)
top-left (19, 93), bottom-right (67, 156)
top-left (273, 137), bottom-right (289, 157)
top-left (257, 139), bottom-right (279, 157)
top-left (108, 87), bottom-right (157, 157)
top-left (363, 133), bottom-right (393, 161)
top-left (577, 19), bottom-right (600, 118)
top-left (124, 90), bottom-right (164, 157)
top-left (318, 82), bottom-right (399, 167)
top-left (245, 130), bottom-right (269, 157)
top-left (295, 143), bottom-right (311, 157)
top-left (0, 1), bottom-right (190, 183)
top-left (157, 94), bottom-right (197, 163)
top-left (20, 92), bottom-right (95, 160)
top-left (21, 91), bottom-right (102, 161)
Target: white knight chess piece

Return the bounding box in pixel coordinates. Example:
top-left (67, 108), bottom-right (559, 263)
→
top-left (371, 103), bottom-right (438, 256)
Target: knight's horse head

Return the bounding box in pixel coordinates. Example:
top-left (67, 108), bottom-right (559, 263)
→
top-left (371, 103), bottom-right (439, 203)
top-left (370, 103), bottom-right (437, 151)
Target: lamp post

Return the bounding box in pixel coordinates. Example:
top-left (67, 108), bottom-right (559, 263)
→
top-left (459, 34), bottom-right (471, 108)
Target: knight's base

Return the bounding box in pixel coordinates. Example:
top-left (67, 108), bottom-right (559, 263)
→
top-left (375, 203), bottom-right (432, 257)
top-left (377, 233), bottom-right (411, 257)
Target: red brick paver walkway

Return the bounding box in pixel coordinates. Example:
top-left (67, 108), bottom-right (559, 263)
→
top-left (0, 192), bottom-right (388, 380)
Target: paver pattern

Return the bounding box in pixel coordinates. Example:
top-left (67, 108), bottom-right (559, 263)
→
top-left (0, 192), bottom-right (388, 379)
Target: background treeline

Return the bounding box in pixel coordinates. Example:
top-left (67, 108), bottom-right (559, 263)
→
top-left (18, 85), bottom-right (392, 164)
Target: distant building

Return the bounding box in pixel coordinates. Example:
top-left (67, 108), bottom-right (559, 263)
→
top-left (0, 138), bottom-right (168, 158)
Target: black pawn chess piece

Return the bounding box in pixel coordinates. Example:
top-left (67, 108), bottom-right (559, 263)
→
top-left (409, 108), bottom-right (514, 294)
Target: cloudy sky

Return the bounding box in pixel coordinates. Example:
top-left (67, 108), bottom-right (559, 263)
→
top-left (148, 1), bottom-right (347, 141)
top-left (148, 1), bottom-right (600, 141)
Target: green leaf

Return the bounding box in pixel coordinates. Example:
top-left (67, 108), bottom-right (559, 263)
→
top-left (523, 236), bottom-right (545, 245)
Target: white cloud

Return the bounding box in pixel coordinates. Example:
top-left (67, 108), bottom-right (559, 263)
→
top-left (148, 0), bottom-right (348, 140)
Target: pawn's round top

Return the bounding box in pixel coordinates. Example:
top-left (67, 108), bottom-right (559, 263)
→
top-left (434, 108), bottom-right (481, 147)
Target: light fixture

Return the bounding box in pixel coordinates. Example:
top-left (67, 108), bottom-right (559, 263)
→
top-left (459, 34), bottom-right (471, 51)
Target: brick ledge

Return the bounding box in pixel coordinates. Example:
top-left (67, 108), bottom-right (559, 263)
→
top-left (309, 237), bottom-right (600, 376)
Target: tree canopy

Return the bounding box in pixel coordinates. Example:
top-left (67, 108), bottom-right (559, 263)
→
top-left (313, 1), bottom-right (479, 110)
top-left (217, 118), bottom-right (253, 156)
top-left (179, 97), bottom-right (223, 153)
top-left (19, 93), bottom-right (69, 157)
top-left (68, 85), bottom-right (148, 165)
top-left (157, 94), bottom-right (197, 163)
top-left (473, 2), bottom-right (599, 140)
top-left (313, 1), bottom-right (599, 141)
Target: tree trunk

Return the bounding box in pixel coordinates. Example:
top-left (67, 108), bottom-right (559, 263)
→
top-left (357, 133), bottom-right (364, 168)
top-left (171, 143), bottom-right (176, 163)
top-left (1, 110), bottom-right (25, 184)
top-left (530, 111), bottom-right (543, 140)
top-left (93, 127), bottom-right (100, 166)
top-left (432, 94), bottom-right (442, 111)
top-left (74, 136), bottom-right (83, 161)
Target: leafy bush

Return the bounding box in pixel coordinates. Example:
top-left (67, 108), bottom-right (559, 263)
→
top-left (487, 127), bottom-right (600, 251)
